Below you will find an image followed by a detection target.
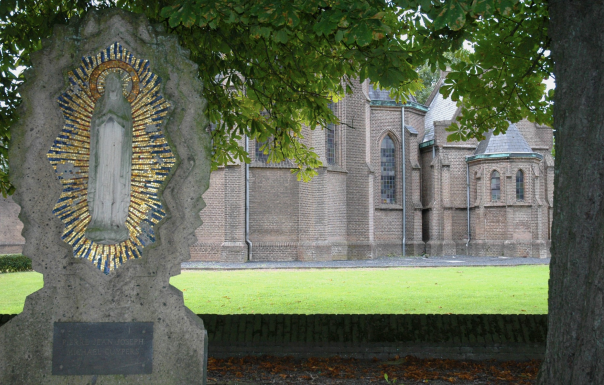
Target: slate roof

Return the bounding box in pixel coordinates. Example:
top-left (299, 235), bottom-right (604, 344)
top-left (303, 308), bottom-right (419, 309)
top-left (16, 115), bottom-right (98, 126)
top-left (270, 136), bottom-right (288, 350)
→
top-left (474, 123), bottom-right (533, 155)
top-left (368, 84), bottom-right (417, 103)
top-left (405, 125), bottom-right (418, 134)
top-left (422, 87), bottom-right (459, 143)
top-left (423, 125), bottom-right (435, 143)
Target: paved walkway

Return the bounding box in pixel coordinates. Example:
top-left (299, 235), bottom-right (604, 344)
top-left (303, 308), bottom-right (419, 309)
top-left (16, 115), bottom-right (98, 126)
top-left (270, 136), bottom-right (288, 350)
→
top-left (182, 255), bottom-right (550, 270)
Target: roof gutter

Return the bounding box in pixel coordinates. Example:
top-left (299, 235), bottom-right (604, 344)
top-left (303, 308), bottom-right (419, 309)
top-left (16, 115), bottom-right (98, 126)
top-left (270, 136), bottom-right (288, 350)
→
top-left (466, 152), bottom-right (543, 163)
top-left (401, 106), bottom-right (406, 257)
top-left (370, 100), bottom-right (429, 112)
top-left (466, 159), bottom-right (471, 250)
top-left (244, 135), bottom-right (252, 261)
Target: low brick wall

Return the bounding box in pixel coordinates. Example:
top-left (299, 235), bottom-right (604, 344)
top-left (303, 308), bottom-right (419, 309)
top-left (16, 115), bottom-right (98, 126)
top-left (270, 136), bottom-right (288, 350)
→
top-left (0, 314), bottom-right (547, 360)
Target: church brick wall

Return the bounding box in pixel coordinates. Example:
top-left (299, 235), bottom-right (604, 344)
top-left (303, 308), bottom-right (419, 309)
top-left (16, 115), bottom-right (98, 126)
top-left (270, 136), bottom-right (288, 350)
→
top-left (466, 154), bottom-right (551, 258)
top-left (0, 197), bottom-right (24, 254)
top-left (250, 167), bottom-right (300, 243)
top-left (344, 80), bottom-right (375, 259)
top-left (191, 167), bottom-right (226, 261)
top-left (0, 80), bottom-right (554, 262)
top-left (326, 171), bottom-right (348, 259)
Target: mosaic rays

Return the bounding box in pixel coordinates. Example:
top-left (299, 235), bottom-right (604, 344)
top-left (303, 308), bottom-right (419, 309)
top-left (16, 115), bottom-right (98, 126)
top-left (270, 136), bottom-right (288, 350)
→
top-left (47, 42), bottom-right (175, 274)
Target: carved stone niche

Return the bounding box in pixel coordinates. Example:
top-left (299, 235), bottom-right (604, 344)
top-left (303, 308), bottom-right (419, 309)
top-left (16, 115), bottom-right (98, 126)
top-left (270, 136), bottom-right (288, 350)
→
top-left (0, 9), bottom-right (211, 384)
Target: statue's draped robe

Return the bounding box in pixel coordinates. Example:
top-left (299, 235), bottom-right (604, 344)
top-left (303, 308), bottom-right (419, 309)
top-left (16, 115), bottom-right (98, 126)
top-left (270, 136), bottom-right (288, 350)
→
top-left (86, 73), bottom-right (133, 244)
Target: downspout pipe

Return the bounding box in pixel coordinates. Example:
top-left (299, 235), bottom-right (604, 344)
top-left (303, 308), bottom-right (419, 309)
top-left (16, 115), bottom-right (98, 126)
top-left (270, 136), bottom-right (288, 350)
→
top-left (466, 158), bottom-right (471, 250)
top-left (401, 107), bottom-right (406, 257)
top-left (244, 135), bottom-right (252, 261)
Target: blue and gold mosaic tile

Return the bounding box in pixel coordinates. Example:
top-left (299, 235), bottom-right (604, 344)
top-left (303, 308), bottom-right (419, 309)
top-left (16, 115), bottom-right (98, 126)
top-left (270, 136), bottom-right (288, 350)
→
top-left (47, 42), bottom-right (175, 274)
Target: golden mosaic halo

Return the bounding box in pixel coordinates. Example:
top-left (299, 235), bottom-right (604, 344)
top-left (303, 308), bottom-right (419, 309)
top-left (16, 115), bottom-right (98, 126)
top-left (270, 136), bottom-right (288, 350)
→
top-left (47, 42), bottom-right (175, 274)
top-left (89, 59), bottom-right (140, 103)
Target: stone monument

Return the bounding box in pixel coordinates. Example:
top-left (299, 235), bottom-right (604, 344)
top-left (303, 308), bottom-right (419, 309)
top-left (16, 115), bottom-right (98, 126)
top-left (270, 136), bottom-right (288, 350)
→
top-left (0, 9), bottom-right (211, 384)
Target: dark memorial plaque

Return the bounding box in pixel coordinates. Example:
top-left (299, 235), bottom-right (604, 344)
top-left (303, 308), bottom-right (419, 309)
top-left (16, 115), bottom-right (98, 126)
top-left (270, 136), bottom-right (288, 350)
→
top-left (52, 322), bottom-right (153, 375)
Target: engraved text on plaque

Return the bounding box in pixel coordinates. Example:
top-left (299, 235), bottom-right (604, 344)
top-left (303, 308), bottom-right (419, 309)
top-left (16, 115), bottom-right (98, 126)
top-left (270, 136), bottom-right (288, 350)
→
top-left (52, 322), bottom-right (153, 375)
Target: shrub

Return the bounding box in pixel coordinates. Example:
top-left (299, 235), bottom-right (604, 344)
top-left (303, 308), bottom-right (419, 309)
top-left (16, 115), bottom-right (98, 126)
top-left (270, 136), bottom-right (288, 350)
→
top-left (0, 254), bottom-right (32, 273)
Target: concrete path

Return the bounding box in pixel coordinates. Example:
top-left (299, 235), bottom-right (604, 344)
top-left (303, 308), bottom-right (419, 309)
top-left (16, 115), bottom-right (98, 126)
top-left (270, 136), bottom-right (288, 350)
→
top-left (182, 255), bottom-right (550, 270)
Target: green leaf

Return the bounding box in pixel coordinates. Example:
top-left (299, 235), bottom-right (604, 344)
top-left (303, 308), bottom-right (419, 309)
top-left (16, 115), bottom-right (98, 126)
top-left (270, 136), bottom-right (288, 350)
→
top-left (273, 29), bottom-right (289, 44)
top-left (160, 4), bottom-right (181, 19)
top-left (0, 0), bottom-right (553, 189)
top-left (496, 0), bottom-right (519, 16)
top-left (471, 0), bottom-right (494, 17)
top-left (418, 0), bottom-right (433, 13)
top-left (313, 16), bottom-right (338, 37)
top-left (433, 1), bottom-right (467, 31)
top-left (352, 22), bottom-right (372, 46)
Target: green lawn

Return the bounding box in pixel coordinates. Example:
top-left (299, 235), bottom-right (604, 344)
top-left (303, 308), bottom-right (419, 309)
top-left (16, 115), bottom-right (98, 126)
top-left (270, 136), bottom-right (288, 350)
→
top-left (0, 271), bottom-right (44, 314)
top-left (0, 266), bottom-right (548, 315)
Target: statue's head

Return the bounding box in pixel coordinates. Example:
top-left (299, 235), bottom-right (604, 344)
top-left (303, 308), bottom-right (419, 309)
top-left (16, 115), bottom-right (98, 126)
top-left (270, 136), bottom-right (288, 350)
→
top-left (105, 72), bottom-right (122, 100)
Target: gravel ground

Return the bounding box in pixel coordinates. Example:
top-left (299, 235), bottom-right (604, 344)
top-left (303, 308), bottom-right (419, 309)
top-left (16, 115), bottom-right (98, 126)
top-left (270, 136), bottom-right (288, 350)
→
top-left (211, 381), bottom-right (503, 384)
top-left (205, 355), bottom-right (540, 385)
top-left (182, 255), bottom-right (550, 270)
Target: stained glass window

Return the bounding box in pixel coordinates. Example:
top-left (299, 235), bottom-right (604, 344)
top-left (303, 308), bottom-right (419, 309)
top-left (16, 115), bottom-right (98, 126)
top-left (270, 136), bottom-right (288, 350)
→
top-left (256, 140), bottom-right (269, 163)
top-left (326, 103), bottom-right (336, 165)
top-left (491, 170), bottom-right (501, 201)
top-left (516, 170), bottom-right (525, 200)
top-left (381, 135), bottom-right (396, 204)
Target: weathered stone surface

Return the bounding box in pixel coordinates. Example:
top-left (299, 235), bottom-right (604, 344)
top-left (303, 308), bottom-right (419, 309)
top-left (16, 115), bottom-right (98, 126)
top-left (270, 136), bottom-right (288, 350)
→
top-left (0, 9), bottom-right (211, 384)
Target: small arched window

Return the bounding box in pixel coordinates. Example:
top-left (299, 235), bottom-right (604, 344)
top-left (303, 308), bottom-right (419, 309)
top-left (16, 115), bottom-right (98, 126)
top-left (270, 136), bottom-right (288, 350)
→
top-left (516, 170), bottom-right (525, 201)
top-left (491, 171), bottom-right (501, 201)
top-left (381, 135), bottom-right (396, 204)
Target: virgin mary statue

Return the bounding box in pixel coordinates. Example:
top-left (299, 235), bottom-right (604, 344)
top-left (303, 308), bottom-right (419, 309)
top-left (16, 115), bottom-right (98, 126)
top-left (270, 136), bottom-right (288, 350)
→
top-left (85, 71), bottom-right (133, 244)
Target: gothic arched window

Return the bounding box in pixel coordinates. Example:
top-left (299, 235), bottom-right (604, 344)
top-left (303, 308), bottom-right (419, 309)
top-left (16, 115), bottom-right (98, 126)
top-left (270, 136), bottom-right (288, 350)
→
top-left (516, 170), bottom-right (525, 200)
top-left (381, 135), bottom-right (396, 204)
top-left (325, 103), bottom-right (337, 165)
top-left (255, 140), bottom-right (269, 163)
top-left (491, 170), bottom-right (501, 201)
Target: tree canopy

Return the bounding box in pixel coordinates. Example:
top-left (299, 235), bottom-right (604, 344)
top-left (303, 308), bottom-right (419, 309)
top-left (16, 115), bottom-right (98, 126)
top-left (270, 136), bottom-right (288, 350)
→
top-left (0, 0), bottom-right (551, 197)
top-left (13, 2), bottom-right (604, 383)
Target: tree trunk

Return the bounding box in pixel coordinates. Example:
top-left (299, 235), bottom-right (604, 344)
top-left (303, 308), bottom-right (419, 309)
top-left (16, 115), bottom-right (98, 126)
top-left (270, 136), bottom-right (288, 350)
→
top-left (537, 1), bottom-right (604, 383)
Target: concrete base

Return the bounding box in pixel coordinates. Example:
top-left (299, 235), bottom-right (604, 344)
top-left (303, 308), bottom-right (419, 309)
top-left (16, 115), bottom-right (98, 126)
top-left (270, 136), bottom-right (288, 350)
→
top-left (468, 240), bottom-right (504, 256)
top-left (426, 240), bottom-right (456, 256)
top-left (330, 242), bottom-right (349, 261)
top-left (0, 270), bottom-right (208, 385)
top-left (374, 241), bottom-right (426, 257)
top-left (298, 241), bottom-right (332, 261)
top-left (466, 240), bottom-right (551, 258)
top-left (346, 242), bottom-right (376, 260)
top-left (220, 242), bottom-right (248, 262)
top-left (407, 240), bottom-right (426, 256)
top-left (532, 240), bottom-right (550, 258)
top-left (374, 241), bottom-right (405, 258)
top-left (454, 240), bottom-right (470, 255)
top-left (504, 240), bottom-right (517, 257)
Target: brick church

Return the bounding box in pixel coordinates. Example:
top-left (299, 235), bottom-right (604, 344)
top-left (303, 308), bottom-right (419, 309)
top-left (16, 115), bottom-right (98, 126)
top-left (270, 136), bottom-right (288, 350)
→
top-left (191, 76), bottom-right (554, 262)
top-left (0, 77), bottom-right (553, 260)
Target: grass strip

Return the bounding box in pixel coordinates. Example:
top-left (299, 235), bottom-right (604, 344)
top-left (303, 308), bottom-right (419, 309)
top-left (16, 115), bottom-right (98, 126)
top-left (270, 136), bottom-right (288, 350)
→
top-left (0, 266), bottom-right (548, 315)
